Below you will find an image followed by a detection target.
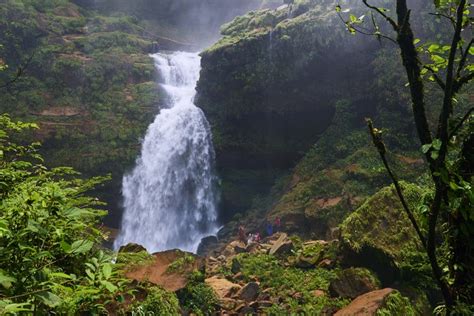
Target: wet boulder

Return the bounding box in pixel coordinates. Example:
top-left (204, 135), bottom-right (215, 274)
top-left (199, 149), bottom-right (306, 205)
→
top-left (118, 243), bottom-right (147, 253)
top-left (329, 268), bottom-right (380, 299)
top-left (197, 235), bottom-right (219, 256)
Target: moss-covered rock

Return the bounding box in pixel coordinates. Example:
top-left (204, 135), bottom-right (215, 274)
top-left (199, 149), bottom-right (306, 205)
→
top-left (339, 183), bottom-right (428, 284)
top-left (194, 0), bottom-right (429, 224)
top-left (329, 267), bottom-right (381, 299)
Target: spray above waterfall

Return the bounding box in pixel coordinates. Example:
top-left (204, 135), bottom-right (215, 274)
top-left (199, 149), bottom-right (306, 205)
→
top-left (115, 52), bottom-right (219, 253)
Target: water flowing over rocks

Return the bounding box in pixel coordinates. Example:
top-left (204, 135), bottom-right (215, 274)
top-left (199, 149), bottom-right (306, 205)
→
top-left (115, 52), bottom-right (219, 253)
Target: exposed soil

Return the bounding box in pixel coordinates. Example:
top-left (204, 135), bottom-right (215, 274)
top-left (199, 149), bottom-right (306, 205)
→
top-left (125, 250), bottom-right (203, 292)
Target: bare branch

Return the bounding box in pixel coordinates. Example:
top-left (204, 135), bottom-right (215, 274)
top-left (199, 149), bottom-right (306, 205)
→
top-left (362, 0), bottom-right (398, 30)
top-left (457, 38), bottom-right (473, 78)
top-left (454, 72), bottom-right (474, 94)
top-left (450, 107), bottom-right (474, 138)
top-left (335, 11), bottom-right (397, 44)
top-left (0, 52), bottom-right (35, 90)
top-left (429, 12), bottom-right (456, 28)
top-left (423, 65), bottom-right (446, 90)
top-left (366, 118), bottom-right (427, 249)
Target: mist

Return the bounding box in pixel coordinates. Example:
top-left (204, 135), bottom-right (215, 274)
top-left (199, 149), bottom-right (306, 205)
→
top-left (73, 0), bottom-right (282, 49)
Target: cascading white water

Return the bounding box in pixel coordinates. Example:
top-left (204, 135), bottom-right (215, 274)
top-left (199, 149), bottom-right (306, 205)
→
top-left (114, 51), bottom-right (219, 253)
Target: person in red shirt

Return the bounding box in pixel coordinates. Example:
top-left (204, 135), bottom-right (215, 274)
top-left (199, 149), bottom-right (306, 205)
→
top-left (274, 216), bottom-right (281, 232)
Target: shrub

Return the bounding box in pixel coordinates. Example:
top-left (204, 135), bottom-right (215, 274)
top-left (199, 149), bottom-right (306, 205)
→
top-left (132, 286), bottom-right (180, 315)
top-left (178, 271), bottom-right (218, 316)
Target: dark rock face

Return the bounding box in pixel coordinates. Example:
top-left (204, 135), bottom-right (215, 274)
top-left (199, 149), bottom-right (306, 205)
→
top-left (118, 243), bottom-right (147, 253)
top-left (196, 3), bottom-right (378, 221)
top-left (329, 268), bottom-right (381, 299)
top-left (197, 235), bottom-right (219, 256)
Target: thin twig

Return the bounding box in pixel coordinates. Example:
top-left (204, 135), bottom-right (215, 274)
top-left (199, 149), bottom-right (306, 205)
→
top-left (362, 0), bottom-right (398, 30)
top-left (429, 12), bottom-right (455, 28)
top-left (0, 52), bottom-right (35, 89)
top-left (335, 12), bottom-right (397, 44)
top-left (450, 107), bottom-right (474, 138)
top-left (366, 119), bottom-right (427, 249)
top-left (423, 65), bottom-right (446, 90)
top-left (457, 38), bottom-right (473, 78)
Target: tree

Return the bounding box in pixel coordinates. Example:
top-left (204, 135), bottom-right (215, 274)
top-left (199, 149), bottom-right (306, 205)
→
top-left (337, 0), bottom-right (473, 313)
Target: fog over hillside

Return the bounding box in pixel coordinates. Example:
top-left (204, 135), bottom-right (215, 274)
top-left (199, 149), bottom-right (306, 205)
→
top-left (74, 0), bottom-right (282, 47)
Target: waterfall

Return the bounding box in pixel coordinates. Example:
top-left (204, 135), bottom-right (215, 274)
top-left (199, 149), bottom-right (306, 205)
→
top-left (114, 51), bottom-right (219, 253)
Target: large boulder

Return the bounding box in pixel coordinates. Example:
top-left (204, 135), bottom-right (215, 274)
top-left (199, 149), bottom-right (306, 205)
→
top-left (334, 288), bottom-right (418, 316)
top-left (334, 288), bottom-right (395, 316)
top-left (339, 183), bottom-right (425, 284)
top-left (197, 235), bottom-right (219, 256)
top-left (329, 268), bottom-right (381, 299)
top-left (205, 276), bottom-right (242, 299)
top-left (269, 233), bottom-right (294, 256)
top-left (238, 282), bottom-right (260, 301)
top-left (294, 240), bottom-right (328, 268)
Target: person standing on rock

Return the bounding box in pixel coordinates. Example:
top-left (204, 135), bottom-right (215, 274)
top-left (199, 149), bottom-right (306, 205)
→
top-left (238, 225), bottom-right (246, 244)
top-left (266, 222), bottom-right (273, 236)
top-left (255, 232), bottom-right (261, 243)
top-left (274, 216), bottom-right (281, 232)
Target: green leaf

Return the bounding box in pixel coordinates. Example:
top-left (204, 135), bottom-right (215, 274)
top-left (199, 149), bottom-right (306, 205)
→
top-left (428, 44), bottom-right (441, 53)
top-left (0, 302), bottom-right (32, 313)
top-left (449, 181), bottom-right (461, 191)
top-left (335, 4), bottom-right (341, 12)
top-left (69, 240), bottom-right (93, 254)
top-left (102, 263), bottom-right (112, 280)
top-left (49, 272), bottom-right (74, 280)
top-left (60, 241), bottom-right (71, 253)
top-left (421, 144), bottom-right (432, 153)
top-left (35, 291), bottom-right (61, 307)
top-left (431, 54), bottom-right (446, 64)
top-left (116, 295), bottom-right (125, 303)
top-left (85, 269), bottom-right (95, 281)
top-left (0, 271), bottom-right (16, 289)
top-left (432, 139), bottom-right (442, 150)
top-left (101, 280), bottom-right (118, 293)
top-left (413, 38), bottom-right (421, 45)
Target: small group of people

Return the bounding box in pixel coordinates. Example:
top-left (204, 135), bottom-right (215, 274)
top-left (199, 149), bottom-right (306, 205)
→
top-left (238, 216), bottom-right (282, 245)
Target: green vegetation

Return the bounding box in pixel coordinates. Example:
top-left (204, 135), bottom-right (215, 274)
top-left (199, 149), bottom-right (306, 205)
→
top-left (233, 253), bottom-right (348, 314)
top-left (178, 271), bottom-right (218, 316)
top-left (0, 0), bottom-right (160, 218)
top-left (376, 291), bottom-right (417, 316)
top-left (0, 0), bottom-right (472, 314)
top-left (116, 251), bottom-right (155, 272)
top-left (338, 0), bottom-right (474, 311)
top-left (0, 114), bottom-right (130, 313)
top-left (166, 253), bottom-right (196, 273)
top-left (131, 286), bottom-right (180, 315)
